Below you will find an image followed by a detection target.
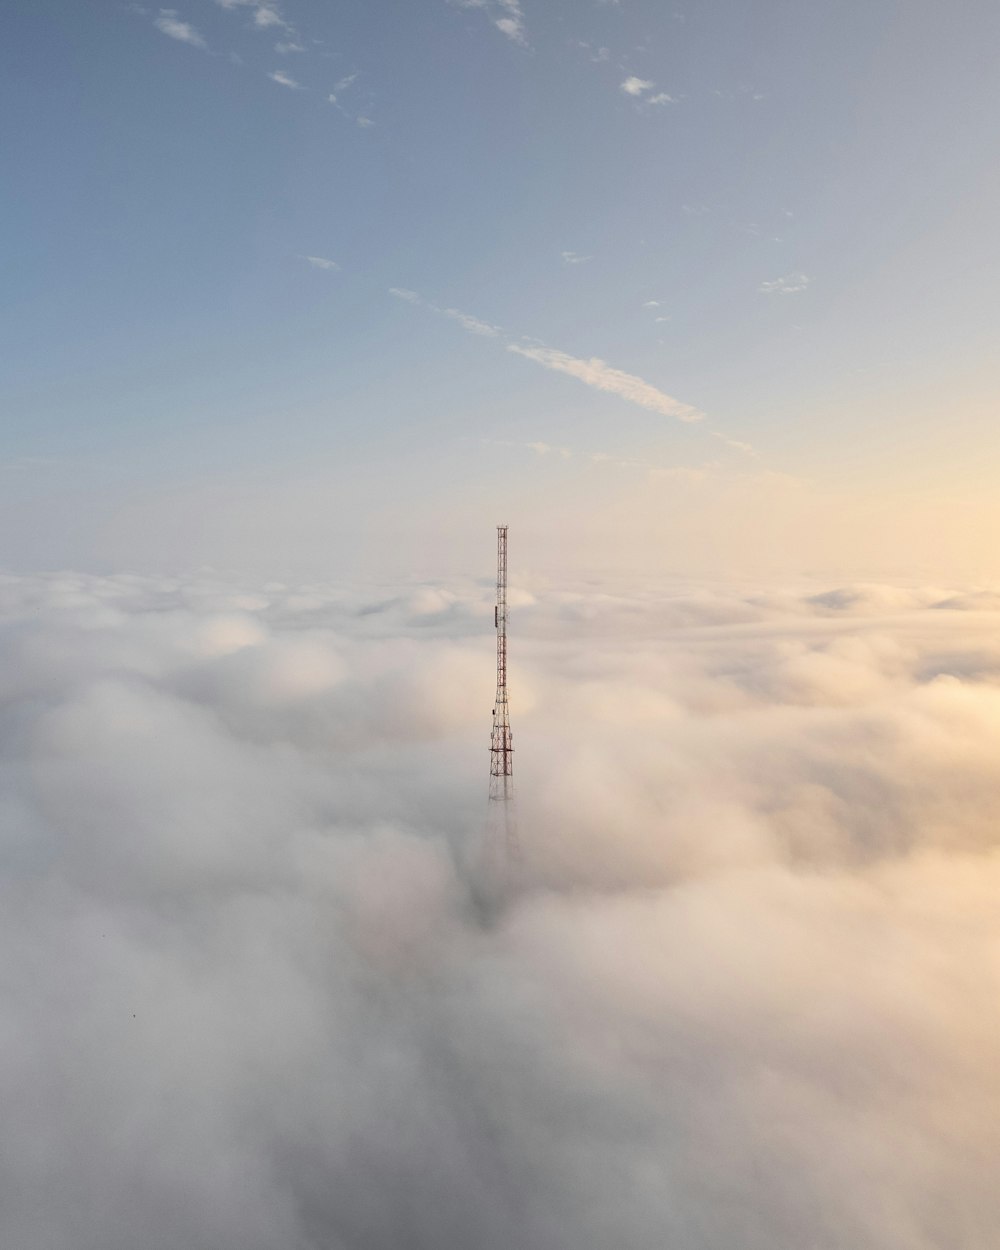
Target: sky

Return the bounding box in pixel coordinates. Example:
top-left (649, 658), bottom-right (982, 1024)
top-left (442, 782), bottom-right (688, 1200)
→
top-left (6, 9), bottom-right (1000, 1244)
top-left (4, 0), bottom-right (1000, 580)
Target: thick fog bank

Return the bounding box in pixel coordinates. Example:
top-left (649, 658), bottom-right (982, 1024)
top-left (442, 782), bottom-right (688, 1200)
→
top-left (2, 570), bottom-right (999, 1250)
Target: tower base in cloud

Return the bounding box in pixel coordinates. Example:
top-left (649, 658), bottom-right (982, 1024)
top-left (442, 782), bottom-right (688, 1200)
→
top-left (465, 793), bottom-right (521, 921)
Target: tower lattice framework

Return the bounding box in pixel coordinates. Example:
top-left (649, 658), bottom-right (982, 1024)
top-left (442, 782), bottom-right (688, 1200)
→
top-left (489, 525), bottom-right (514, 807)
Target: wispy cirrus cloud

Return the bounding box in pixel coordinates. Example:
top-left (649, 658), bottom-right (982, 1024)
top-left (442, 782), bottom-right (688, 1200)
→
top-left (508, 344), bottom-right (704, 422)
top-left (527, 440), bottom-right (572, 458)
top-left (302, 255), bottom-right (339, 271)
top-left (154, 10), bottom-right (207, 48)
top-left (443, 308), bottom-right (500, 336)
top-left (267, 69), bottom-right (301, 89)
top-left (215, 0), bottom-right (289, 30)
top-left (390, 289), bottom-right (500, 336)
top-left (327, 74), bottom-right (375, 127)
top-left (561, 251), bottom-right (592, 265)
top-left (712, 431), bottom-right (757, 456)
top-left (759, 271), bottom-right (809, 295)
top-left (484, 438), bottom-right (573, 459)
top-left (485, 438), bottom-right (712, 480)
top-left (390, 286), bottom-right (704, 422)
top-left (621, 77), bottom-right (676, 106)
top-left (449, 0), bottom-right (527, 46)
top-left (577, 41), bottom-right (610, 63)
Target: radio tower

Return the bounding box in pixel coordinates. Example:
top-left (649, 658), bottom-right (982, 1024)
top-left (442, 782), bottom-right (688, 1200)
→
top-left (488, 524), bottom-right (518, 873)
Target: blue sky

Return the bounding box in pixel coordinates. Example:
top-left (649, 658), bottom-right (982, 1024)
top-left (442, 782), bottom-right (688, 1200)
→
top-left (4, 0), bottom-right (1000, 577)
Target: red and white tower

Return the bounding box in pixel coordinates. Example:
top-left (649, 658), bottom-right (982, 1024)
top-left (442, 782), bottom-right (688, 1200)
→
top-left (488, 525), bottom-right (518, 868)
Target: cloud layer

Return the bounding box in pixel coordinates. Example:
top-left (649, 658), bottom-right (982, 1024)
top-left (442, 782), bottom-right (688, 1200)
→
top-left (3, 569), bottom-right (1000, 1248)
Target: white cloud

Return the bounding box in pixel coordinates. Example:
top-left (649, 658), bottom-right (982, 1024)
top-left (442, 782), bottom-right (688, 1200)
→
top-left (390, 288), bottom-right (500, 336)
top-left (267, 69), bottom-right (301, 89)
top-left (215, 0), bottom-right (288, 29)
top-left (450, 0), bottom-right (526, 45)
top-left (561, 251), bottom-right (592, 265)
top-left (302, 255), bottom-right (339, 271)
top-left (334, 72), bottom-right (358, 93)
top-left (274, 39), bottom-right (304, 53)
top-left (526, 441), bottom-right (572, 458)
top-left (485, 438), bottom-right (573, 459)
top-left (759, 271), bottom-right (810, 295)
top-left (356, 115), bottom-right (375, 128)
top-left (620, 75), bottom-right (654, 96)
top-left (496, 0), bottom-right (526, 43)
top-left (443, 308), bottom-right (500, 336)
top-left (216, 0), bottom-right (283, 25)
top-left (154, 9), bottom-right (207, 48)
top-left (577, 42), bottom-right (611, 63)
top-left (5, 569), bottom-right (1000, 1248)
top-left (508, 344), bottom-right (704, 422)
top-left (648, 92), bottom-right (676, 105)
top-left (712, 431), bottom-right (757, 456)
top-left (642, 300), bottom-right (661, 308)
top-left (391, 286), bottom-right (703, 422)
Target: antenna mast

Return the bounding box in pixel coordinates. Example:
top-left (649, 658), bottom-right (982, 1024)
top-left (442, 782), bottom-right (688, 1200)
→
top-left (489, 524), bottom-right (515, 807)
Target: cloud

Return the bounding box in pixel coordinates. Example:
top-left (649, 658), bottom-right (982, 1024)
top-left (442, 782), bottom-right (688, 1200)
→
top-left (526, 441), bottom-right (572, 458)
top-left (274, 39), bottom-right (304, 53)
top-left (443, 308), bottom-right (500, 336)
top-left (560, 251), bottom-right (592, 265)
top-left (356, 115), bottom-right (375, 128)
top-left (508, 344), bottom-right (704, 422)
top-left (391, 287), bottom-right (703, 423)
top-left (389, 287), bottom-right (500, 337)
top-left (759, 271), bottom-right (810, 295)
top-left (577, 42), bottom-right (610, 63)
top-left (267, 69), bottom-right (301, 88)
top-left (450, 0), bottom-right (526, 45)
top-left (484, 438), bottom-right (573, 459)
top-left (302, 255), bottom-right (339, 271)
top-left (620, 75), bottom-right (654, 96)
top-left (215, 0), bottom-right (288, 30)
top-left (4, 569), bottom-right (1000, 1248)
top-left (620, 79), bottom-right (677, 108)
top-left (712, 431), bottom-right (757, 456)
top-left (154, 9), bottom-right (207, 47)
